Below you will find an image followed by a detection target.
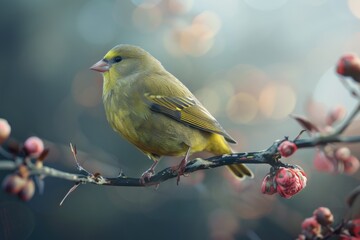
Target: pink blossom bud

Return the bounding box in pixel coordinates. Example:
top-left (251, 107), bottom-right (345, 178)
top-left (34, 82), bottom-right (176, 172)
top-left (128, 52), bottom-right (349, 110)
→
top-left (313, 207), bottom-right (334, 226)
top-left (0, 118), bottom-right (11, 144)
top-left (24, 136), bottom-right (44, 157)
top-left (261, 174), bottom-right (276, 195)
top-left (335, 147), bottom-right (351, 161)
top-left (278, 141), bottom-right (297, 158)
top-left (18, 179), bottom-right (35, 201)
top-left (2, 174), bottom-right (27, 194)
top-left (337, 55), bottom-right (354, 75)
top-left (301, 217), bottom-right (321, 237)
top-left (313, 150), bottom-right (335, 173)
top-left (336, 54), bottom-right (360, 82)
top-left (343, 156), bottom-right (360, 175)
top-left (347, 219), bottom-right (360, 237)
top-left (275, 168), bottom-right (307, 199)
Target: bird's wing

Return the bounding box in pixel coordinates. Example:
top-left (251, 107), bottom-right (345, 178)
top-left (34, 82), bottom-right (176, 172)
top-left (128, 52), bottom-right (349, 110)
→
top-left (144, 93), bottom-right (236, 143)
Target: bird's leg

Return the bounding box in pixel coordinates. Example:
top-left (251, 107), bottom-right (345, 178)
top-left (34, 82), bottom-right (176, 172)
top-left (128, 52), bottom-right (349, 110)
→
top-left (176, 147), bottom-right (191, 185)
top-left (140, 160), bottom-right (159, 185)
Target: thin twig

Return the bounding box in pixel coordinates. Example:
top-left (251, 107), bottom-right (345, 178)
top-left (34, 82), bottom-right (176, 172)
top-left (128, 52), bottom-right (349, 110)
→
top-left (334, 102), bottom-right (360, 135)
top-left (70, 143), bottom-right (92, 176)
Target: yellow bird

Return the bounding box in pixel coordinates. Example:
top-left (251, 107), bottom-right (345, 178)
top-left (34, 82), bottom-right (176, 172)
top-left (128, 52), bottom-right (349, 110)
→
top-left (90, 44), bottom-right (253, 184)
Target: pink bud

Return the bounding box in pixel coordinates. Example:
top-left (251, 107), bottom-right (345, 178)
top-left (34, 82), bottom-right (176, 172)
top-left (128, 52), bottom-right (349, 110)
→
top-left (336, 54), bottom-right (360, 82)
top-left (18, 179), bottom-right (35, 201)
top-left (335, 147), bottom-right (351, 161)
top-left (2, 174), bottom-right (27, 194)
top-left (347, 219), bottom-right (360, 237)
top-left (278, 141), bottom-right (297, 158)
top-left (301, 216), bottom-right (321, 236)
top-left (276, 168), bottom-right (295, 186)
top-left (261, 174), bottom-right (276, 195)
top-left (313, 150), bottom-right (335, 173)
top-left (24, 136), bottom-right (44, 157)
top-left (275, 168), bottom-right (307, 199)
top-left (0, 118), bottom-right (11, 144)
top-left (313, 207), bottom-right (334, 226)
top-left (343, 156), bottom-right (360, 175)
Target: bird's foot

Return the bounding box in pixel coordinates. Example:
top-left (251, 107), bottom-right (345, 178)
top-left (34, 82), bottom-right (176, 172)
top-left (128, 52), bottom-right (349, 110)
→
top-left (140, 169), bottom-right (155, 185)
top-left (176, 158), bottom-right (188, 185)
top-left (174, 148), bottom-right (191, 185)
top-left (139, 160), bottom-right (159, 185)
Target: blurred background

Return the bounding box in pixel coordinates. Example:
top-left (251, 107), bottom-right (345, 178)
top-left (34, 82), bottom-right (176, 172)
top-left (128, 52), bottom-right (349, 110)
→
top-left (0, 0), bottom-right (360, 239)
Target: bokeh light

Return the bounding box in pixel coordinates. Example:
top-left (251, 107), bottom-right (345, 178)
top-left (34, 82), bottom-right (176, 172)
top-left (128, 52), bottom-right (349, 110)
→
top-left (195, 87), bottom-right (221, 117)
top-left (193, 11), bottom-right (222, 37)
top-left (132, 5), bottom-right (163, 31)
top-left (258, 83), bottom-right (296, 120)
top-left (166, 0), bottom-right (193, 14)
top-left (348, 0), bottom-right (360, 19)
top-left (226, 92), bottom-right (258, 124)
top-left (163, 10), bottom-right (221, 57)
top-left (179, 24), bottom-right (214, 56)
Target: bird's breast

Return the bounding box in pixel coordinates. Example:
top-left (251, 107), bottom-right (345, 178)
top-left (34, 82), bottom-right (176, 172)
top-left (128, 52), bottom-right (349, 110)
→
top-left (103, 93), bottom-right (209, 156)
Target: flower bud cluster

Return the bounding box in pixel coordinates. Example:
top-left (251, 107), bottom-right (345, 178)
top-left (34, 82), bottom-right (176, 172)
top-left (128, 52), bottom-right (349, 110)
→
top-left (297, 207), bottom-right (334, 239)
top-left (0, 118), bottom-right (47, 201)
top-left (314, 147), bottom-right (359, 175)
top-left (2, 166), bottom-right (35, 201)
top-left (261, 167), bottom-right (307, 199)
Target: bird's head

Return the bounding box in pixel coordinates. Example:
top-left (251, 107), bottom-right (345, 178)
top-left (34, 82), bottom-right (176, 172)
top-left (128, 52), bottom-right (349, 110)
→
top-left (91, 44), bottom-right (162, 97)
top-left (90, 44), bottom-right (161, 79)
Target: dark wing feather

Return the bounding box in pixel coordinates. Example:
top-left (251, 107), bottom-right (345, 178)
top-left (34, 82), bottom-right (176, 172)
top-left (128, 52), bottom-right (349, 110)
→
top-left (145, 94), bottom-right (236, 143)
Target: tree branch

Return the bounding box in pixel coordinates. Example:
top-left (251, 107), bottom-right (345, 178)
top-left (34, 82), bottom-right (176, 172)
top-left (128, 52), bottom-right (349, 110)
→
top-left (1, 132), bottom-right (360, 187)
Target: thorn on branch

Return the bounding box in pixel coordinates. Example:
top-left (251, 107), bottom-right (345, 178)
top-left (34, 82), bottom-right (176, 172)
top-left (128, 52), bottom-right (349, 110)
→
top-left (69, 143), bottom-right (91, 176)
top-left (294, 130), bottom-right (307, 141)
top-left (60, 182), bottom-right (81, 206)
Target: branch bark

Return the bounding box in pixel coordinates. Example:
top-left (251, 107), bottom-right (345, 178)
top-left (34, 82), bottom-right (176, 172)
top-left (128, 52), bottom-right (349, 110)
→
top-left (1, 134), bottom-right (360, 187)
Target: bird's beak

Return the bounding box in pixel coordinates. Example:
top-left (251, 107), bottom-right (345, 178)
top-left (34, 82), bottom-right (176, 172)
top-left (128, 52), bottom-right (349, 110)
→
top-left (90, 59), bottom-right (110, 73)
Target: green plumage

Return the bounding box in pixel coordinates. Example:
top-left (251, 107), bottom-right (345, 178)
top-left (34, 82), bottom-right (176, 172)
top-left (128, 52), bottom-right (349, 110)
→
top-left (96, 44), bottom-right (253, 179)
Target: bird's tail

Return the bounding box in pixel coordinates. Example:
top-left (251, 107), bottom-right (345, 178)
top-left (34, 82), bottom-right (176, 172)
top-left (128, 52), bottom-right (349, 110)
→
top-left (226, 164), bottom-right (253, 179)
top-left (207, 133), bottom-right (254, 179)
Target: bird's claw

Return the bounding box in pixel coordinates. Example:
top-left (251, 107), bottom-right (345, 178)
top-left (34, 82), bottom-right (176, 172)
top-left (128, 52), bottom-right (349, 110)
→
top-left (176, 158), bottom-right (188, 185)
top-left (140, 169), bottom-right (155, 185)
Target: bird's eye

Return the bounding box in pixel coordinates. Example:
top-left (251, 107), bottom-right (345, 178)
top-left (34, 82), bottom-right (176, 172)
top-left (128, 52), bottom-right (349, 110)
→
top-left (113, 56), bottom-right (122, 63)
